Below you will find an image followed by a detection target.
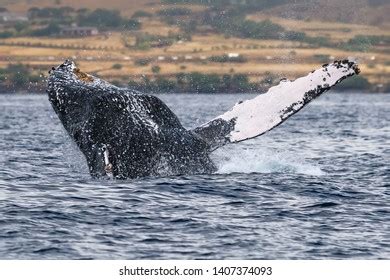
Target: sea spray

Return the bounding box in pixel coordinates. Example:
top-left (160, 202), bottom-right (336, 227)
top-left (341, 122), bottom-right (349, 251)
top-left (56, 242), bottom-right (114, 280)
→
top-left (213, 146), bottom-right (325, 176)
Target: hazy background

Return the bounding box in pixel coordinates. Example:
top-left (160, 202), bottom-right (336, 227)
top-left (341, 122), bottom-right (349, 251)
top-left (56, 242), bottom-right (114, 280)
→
top-left (0, 0), bottom-right (389, 93)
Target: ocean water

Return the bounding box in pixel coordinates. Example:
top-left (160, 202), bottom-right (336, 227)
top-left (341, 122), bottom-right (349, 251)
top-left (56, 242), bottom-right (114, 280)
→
top-left (0, 93), bottom-right (389, 259)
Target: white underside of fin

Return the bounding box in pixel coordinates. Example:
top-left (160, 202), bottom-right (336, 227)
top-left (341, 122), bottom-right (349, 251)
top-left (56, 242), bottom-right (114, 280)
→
top-left (208, 61), bottom-right (357, 143)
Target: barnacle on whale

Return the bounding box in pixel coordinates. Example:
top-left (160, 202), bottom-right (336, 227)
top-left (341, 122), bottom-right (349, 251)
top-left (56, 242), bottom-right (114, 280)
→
top-left (73, 68), bottom-right (94, 83)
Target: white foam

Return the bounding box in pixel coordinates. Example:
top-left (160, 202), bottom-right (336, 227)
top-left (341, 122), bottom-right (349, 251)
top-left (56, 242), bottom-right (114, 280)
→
top-left (213, 147), bottom-right (325, 176)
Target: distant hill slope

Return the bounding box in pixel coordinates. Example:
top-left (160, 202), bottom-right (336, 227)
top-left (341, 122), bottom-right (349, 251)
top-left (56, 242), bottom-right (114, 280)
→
top-left (0, 0), bottom-right (161, 16)
top-left (2, 0), bottom-right (389, 27)
top-left (257, 0), bottom-right (390, 26)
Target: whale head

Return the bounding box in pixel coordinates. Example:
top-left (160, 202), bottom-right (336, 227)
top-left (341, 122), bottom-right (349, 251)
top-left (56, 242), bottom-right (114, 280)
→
top-left (47, 60), bottom-right (120, 127)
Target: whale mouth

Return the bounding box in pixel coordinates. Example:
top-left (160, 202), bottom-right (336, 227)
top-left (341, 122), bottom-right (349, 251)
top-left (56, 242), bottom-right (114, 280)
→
top-left (49, 59), bottom-right (76, 76)
top-left (47, 60), bottom-right (120, 97)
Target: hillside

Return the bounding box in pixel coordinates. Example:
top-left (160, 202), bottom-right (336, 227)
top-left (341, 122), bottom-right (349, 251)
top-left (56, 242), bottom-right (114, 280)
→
top-left (2, 0), bottom-right (157, 16)
top-left (3, 0), bottom-right (389, 26)
top-left (0, 0), bottom-right (389, 93)
top-left (265, 0), bottom-right (390, 26)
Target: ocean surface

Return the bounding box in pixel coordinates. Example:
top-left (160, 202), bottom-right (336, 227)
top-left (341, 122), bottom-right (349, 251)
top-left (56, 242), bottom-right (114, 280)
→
top-left (0, 93), bottom-right (389, 259)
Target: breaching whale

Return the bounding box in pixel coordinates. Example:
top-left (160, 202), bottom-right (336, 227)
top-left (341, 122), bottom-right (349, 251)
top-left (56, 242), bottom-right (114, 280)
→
top-left (47, 59), bottom-right (360, 179)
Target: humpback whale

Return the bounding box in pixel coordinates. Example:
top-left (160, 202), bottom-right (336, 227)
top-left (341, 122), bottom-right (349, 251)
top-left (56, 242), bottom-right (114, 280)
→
top-left (47, 59), bottom-right (360, 179)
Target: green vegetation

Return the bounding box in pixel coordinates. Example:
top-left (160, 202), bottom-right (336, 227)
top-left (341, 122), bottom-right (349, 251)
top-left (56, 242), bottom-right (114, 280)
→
top-left (122, 19), bottom-right (141, 31)
top-left (0, 31), bottom-right (14, 38)
top-left (213, 18), bottom-right (284, 40)
top-left (157, 7), bottom-right (192, 17)
top-left (134, 58), bottom-right (152, 66)
top-left (356, 35), bottom-right (390, 45)
top-left (77, 9), bottom-right (140, 30)
top-left (124, 71), bottom-right (379, 93)
top-left (156, 7), bottom-right (196, 29)
top-left (342, 35), bottom-right (390, 51)
top-left (0, 2), bottom-right (387, 94)
top-left (157, 6), bottom-right (326, 47)
top-left (8, 3), bottom-right (384, 52)
top-left (162, 0), bottom-right (289, 10)
top-left (207, 15), bottom-right (324, 45)
top-left (128, 72), bottom-right (255, 93)
top-left (304, 36), bottom-right (330, 47)
top-left (112, 63), bottom-right (123, 70)
top-left (14, 7), bottom-right (142, 37)
top-left (209, 54), bottom-right (247, 63)
top-left (151, 65), bottom-right (161, 74)
top-left (30, 22), bottom-right (61, 36)
top-left (313, 54), bottom-right (330, 63)
top-left (333, 75), bottom-right (371, 91)
top-left (14, 22), bottom-right (29, 33)
top-left (164, 0), bottom-right (387, 8)
top-left (132, 10), bottom-right (153, 18)
top-left (27, 6), bottom-right (75, 19)
top-left (134, 32), bottom-right (191, 50)
top-left (0, 64), bottom-right (43, 92)
top-left (135, 33), bottom-right (173, 49)
top-left (0, 63), bottom-right (380, 94)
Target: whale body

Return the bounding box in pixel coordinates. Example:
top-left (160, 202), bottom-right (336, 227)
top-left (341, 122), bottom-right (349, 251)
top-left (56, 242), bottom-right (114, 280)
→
top-left (47, 60), bottom-right (359, 179)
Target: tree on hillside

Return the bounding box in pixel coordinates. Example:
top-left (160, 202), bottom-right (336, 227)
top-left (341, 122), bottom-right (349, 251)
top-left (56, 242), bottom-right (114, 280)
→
top-left (77, 9), bottom-right (123, 28)
top-left (152, 65), bottom-right (161, 74)
top-left (30, 22), bottom-right (61, 36)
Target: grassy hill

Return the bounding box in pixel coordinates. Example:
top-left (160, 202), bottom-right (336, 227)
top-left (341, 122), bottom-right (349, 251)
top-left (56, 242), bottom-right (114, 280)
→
top-left (2, 0), bottom-right (159, 16)
top-left (0, 0), bottom-right (389, 93)
top-left (265, 0), bottom-right (390, 26)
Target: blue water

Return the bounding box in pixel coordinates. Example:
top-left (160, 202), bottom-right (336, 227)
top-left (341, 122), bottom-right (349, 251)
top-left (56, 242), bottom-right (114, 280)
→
top-left (0, 93), bottom-right (389, 259)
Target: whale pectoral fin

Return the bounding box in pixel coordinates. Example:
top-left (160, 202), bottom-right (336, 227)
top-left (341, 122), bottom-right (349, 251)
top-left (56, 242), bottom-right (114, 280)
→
top-left (192, 118), bottom-right (236, 150)
top-left (192, 60), bottom-right (360, 150)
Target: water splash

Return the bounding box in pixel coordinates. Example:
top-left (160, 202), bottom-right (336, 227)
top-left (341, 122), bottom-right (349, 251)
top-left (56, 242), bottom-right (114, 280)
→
top-left (213, 147), bottom-right (325, 176)
top-left (60, 129), bottom-right (89, 176)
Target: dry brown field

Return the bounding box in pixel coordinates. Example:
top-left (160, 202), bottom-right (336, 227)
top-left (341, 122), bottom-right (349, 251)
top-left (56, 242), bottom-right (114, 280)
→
top-left (0, 1), bottom-right (389, 87)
